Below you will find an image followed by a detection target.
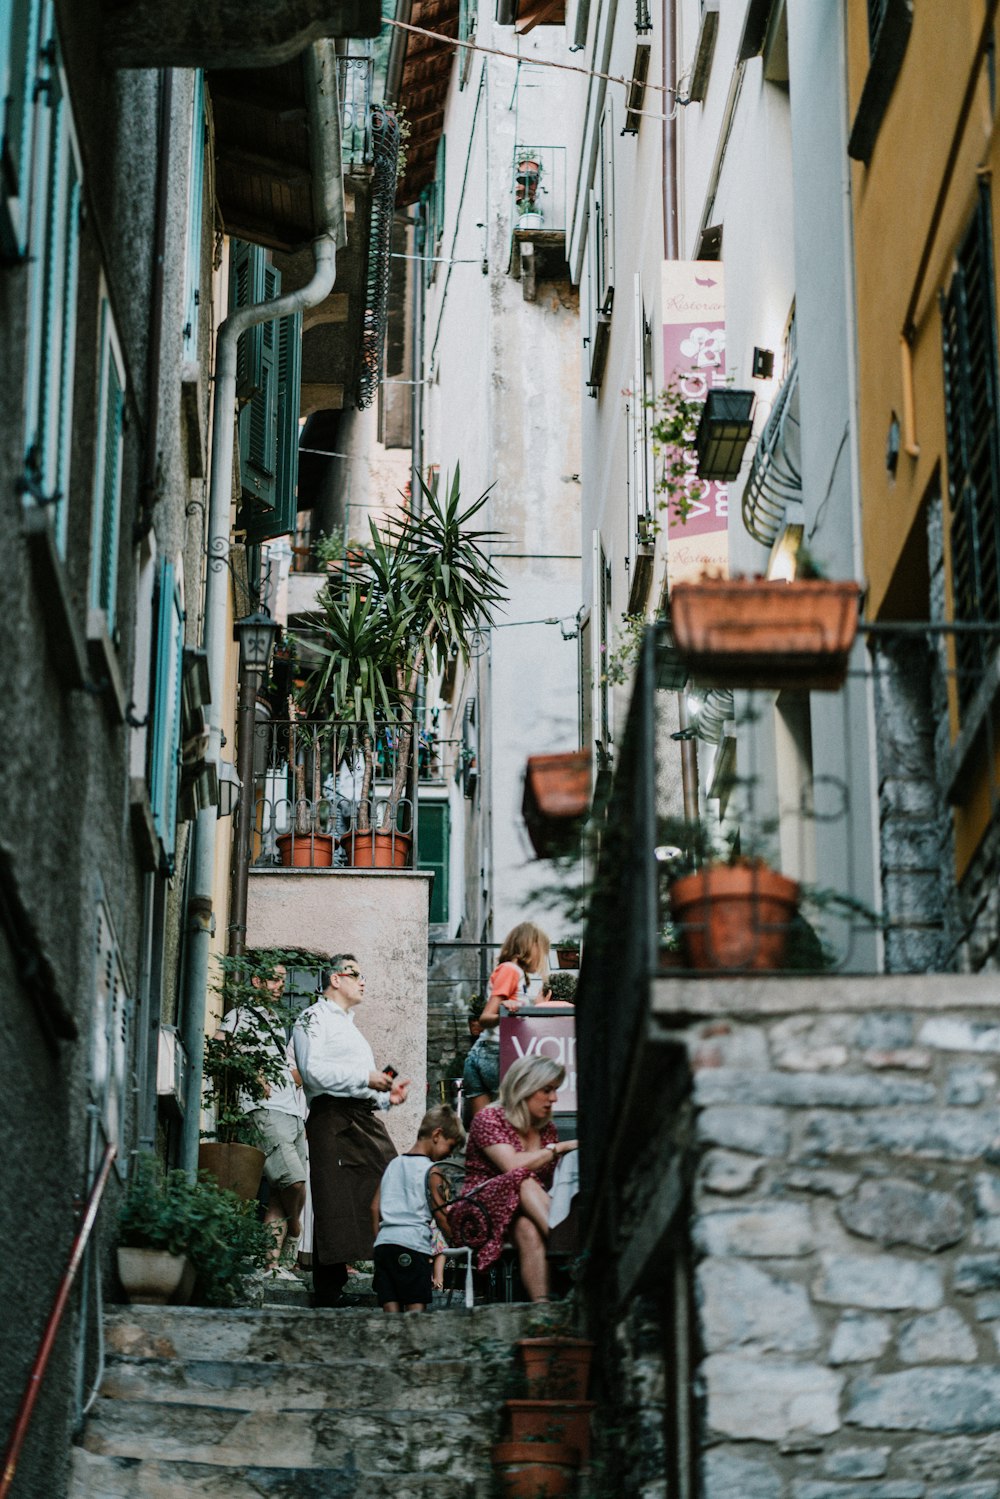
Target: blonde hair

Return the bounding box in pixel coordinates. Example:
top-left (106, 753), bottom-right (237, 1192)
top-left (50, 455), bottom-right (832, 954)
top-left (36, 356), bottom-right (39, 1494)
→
top-left (418, 1104), bottom-right (466, 1143)
top-left (498, 922), bottom-right (551, 979)
top-left (499, 1054), bottom-right (565, 1134)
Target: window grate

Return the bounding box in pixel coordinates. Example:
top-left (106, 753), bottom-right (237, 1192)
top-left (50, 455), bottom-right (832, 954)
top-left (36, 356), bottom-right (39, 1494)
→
top-left (941, 182), bottom-right (1000, 715)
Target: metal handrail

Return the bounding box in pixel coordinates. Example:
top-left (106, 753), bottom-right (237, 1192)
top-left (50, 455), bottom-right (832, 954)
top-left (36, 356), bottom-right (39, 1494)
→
top-left (0, 1142), bottom-right (116, 1498)
top-left (741, 358), bottom-right (801, 546)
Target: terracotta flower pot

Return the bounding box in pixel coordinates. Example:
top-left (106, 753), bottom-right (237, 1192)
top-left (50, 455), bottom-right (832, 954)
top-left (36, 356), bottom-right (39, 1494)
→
top-left (339, 830), bottom-right (412, 869)
top-left (197, 1141), bottom-right (265, 1201)
top-left (276, 831), bottom-right (335, 867)
top-left (555, 946), bottom-right (580, 971)
top-left (117, 1247), bottom-right (191, 1305)
top-left (517, 1338), bottom-right (594, 1400)
top-left (491, 1441), bottom-right (580, 1499)
top-left (505, 1400), bottom-right (596, 1462)
top-left (669, 860), bottom-right (800, 971)
top-left (669, 577), bottom-right (861, 690)
top-left (522, 752), bottom-right (591, 859)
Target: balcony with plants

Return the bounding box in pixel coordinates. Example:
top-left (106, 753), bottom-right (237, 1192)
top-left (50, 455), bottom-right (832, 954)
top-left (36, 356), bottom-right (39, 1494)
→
top-left (510, 145), bottom-right (568, 301)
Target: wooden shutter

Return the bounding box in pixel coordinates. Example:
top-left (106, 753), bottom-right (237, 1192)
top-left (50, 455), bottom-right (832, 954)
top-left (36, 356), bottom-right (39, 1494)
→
top-left (91, 298), bottom-right (125, 629)
top-left (598, 101), bottom-right (615, 313)
top-left (0, 0), bottom-right (41, 257)
top-left (245, 308), bottom-right (302, 543)
top-left (418, 801), bottom-right (450, 924)
top-left (239, 261), bottom-right (280, 513)
top-left (92, 895), bottom-right (132, 1180)
top-left (231, 238), bottom-right (266, 401)
top-left (941, 182), bottom-right (1000, 716)
top-left (182, 70), bottom-right (205, 362)
top-left (149, 560), bottom-right (185, 869)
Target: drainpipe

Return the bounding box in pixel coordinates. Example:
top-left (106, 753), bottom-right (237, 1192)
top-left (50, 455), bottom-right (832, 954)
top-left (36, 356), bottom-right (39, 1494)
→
top-left (410, 200), bottom-right (425, 517)
top-left (180, 40), bottom-right (347, 1174)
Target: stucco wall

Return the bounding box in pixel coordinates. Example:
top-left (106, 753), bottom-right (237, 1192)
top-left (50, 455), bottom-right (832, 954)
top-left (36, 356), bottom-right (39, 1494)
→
top-left (246, 869), bottom-right (432, 1148)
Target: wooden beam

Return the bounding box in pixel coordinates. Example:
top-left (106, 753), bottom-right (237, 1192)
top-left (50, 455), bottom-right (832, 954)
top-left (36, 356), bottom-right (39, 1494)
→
top-left (218, 145), bottom-right (310, 186)
top-left (515, 0), bottom-right (565, 32)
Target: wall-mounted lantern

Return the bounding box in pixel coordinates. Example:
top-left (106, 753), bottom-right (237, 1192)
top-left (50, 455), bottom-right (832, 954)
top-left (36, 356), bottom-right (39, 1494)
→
top-left (695, 389), bottom-right (756, 482)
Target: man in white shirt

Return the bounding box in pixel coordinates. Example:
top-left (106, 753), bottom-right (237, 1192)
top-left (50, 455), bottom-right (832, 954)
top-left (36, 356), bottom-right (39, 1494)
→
top-left (293, 954), bottom-right (411, 1307)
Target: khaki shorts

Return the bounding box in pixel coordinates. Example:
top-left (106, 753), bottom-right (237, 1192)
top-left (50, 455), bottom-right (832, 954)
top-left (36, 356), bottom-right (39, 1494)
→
top-left (248, 1108), bottom-right (307, 1190)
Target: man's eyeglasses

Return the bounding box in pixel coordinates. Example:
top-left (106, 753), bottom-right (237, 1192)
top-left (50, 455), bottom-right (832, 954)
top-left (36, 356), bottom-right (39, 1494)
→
top-left (337, 969), bottom-right (364, 981)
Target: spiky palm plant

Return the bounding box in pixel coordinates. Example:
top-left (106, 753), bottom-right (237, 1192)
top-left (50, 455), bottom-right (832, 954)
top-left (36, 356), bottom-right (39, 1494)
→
top-left (299, 469), bottom-right (507, 835)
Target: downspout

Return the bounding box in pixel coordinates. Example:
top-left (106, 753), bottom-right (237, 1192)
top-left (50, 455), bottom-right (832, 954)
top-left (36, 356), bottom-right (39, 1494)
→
top-left (180, 40), bottom-right (347, 1173)
top-left (410, 201), bottom-right (425, 517)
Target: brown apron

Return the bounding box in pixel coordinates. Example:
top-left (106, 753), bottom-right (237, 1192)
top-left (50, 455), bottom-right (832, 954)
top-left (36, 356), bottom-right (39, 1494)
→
top-left (306, 1095), bottom-right (397, 1264)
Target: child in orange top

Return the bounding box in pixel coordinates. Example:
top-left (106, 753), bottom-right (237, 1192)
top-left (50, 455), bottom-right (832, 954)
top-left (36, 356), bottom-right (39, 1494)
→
top-left (462, 922), bottom-right (550, 1116)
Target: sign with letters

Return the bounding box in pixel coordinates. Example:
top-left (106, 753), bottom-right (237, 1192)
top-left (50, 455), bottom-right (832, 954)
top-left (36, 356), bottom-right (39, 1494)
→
top-left (499, 1010), bottom-right (577, 1113)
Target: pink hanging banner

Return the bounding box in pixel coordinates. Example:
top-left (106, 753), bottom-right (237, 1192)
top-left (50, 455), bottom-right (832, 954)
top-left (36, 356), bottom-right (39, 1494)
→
top-left (661, 261), bottom-right (729, 584)
top-left (499, 1011), bottom-right (577, 1113)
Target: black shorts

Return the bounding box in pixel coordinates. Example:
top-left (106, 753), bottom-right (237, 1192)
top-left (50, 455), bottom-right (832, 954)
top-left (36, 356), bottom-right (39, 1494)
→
top-left (372, 1243), bottom-right (434, 1306)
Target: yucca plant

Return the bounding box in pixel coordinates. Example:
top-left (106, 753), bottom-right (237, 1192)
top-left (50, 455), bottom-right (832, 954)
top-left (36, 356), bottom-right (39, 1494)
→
top-left (298, 470), bottom-right (507, 833)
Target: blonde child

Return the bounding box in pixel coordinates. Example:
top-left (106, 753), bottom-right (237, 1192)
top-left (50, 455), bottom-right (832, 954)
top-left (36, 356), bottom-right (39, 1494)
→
top-left (370, 1105), bottom-right (465, 1312)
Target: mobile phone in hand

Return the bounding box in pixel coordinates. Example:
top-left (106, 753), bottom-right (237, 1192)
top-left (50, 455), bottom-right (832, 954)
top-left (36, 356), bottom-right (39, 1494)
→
top-left (382, 1065), bottom-right (399, 1080)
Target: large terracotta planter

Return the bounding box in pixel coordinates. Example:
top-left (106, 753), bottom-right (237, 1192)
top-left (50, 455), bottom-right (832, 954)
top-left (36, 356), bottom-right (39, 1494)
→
top-left (669, 861), bottom-right (800, 972)
top-left (669, 577), bottom-right (861, 690)
top-left (197, 1141), bottom-right (265, 1201)
top-left (339, 830), bottom-right (412, 868)
top-left (517, 1338), bottom-right (594, 1400)
top-left (522, 752), bottom-right (591, 858)
top-left (505, 1400), bottom-right (596, 1462)
top-left (117, 1247), bottom-right (191, 1305)
top-left (554, 946), bottom-right (580, 971)
top-left (491, 1441), bottom-right (580, 1499)
top-left (276, 831), bottom-right (334, 867)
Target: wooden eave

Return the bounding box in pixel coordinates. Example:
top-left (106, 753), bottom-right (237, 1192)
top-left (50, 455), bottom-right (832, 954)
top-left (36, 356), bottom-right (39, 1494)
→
top-left (393, 0), bottom-right (459, 205)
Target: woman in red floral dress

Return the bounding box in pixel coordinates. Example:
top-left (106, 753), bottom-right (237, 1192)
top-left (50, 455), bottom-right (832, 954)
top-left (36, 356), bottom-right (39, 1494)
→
top-left (458, 1055), bottom-right (578, 1301)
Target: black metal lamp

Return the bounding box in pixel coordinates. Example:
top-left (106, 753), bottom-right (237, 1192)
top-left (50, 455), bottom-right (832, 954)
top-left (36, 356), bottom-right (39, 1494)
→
top-left (695, 389), bottom-right (756, 482)
top-left (234, 608), bottom-right (279, 675)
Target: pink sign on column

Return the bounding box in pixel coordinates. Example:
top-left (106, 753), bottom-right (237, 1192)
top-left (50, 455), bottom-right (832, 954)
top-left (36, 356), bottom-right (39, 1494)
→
top-left (661, 261), bottom-right (729, 584)
top-left (499, 1011), bottom-right (577, 1113)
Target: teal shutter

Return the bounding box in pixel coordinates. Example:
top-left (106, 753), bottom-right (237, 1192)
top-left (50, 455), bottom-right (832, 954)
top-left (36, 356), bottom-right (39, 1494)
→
top-left (149, 561), bottom-right (185, 870)
top-left (182, 71), bottom-right (205, 362)
top-left (418, 801), bottom-right (449, 925)
top-left (230, 238), bottom-right (266, 400)
top-left (21, 3), bottom-right (81, 557)
top-left (90, 301), bottom-right (125, 630)
top-left (245, 308), bottom-right (301, 543)
top-left (0, 0), bottom-right (40, 257)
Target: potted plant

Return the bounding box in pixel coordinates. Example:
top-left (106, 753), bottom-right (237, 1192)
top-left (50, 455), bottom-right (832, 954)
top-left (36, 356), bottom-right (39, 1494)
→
top-left (491, 1440), bottom-right (580, 1499)
top-left (517, 1335), bottom-right (594, 1400)
top-left (118, 1156), bottom-right (274, 1307)
top-left (276, 717), bottom-right (335, 867)
top-left (299, 470), bottom-right (507, 868)
top-left (522, 751), bottom-right (591, 859)
top-left (504, 1399), bottom-right (596, 1462)
top-left (199, 951), bottom-right (300, 1198)
top-left (553, 940), bottom-right (580, 970)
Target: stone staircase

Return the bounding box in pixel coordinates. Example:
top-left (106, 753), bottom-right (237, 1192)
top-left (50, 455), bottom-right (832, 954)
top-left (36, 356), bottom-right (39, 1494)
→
top-left (70, 1304), bottom-right (535, 1498)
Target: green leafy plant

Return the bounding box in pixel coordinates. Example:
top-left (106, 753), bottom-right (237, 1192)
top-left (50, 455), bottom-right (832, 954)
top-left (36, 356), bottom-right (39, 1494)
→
top-left (648, 378), bottom-right (707, 528)
top-left (313, 530), bottom-right (345, 567)
top-left (600, 612), bottom-right (647, 687)
top-left (120, 1157), bottom-right (273, 1306)
top-left (298, 469), bottom-right (507, 833)
top-left (202, 949), bottom-right (309, 1146)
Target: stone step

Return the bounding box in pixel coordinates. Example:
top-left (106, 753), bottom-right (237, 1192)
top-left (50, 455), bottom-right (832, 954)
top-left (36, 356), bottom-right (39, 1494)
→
top-left (80, 1398), bottom-right (500, 1476)
top-left (99, 1353), bottom-right (507, 1411)
top-left (105, 1304), bottom-right (536, 1366)
top-left (70, 1449), bottom-right (484, 1498)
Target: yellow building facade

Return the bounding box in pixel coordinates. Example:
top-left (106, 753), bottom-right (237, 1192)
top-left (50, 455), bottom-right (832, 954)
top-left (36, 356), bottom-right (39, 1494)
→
top-left (849, 0), bottom-right (1000, 880)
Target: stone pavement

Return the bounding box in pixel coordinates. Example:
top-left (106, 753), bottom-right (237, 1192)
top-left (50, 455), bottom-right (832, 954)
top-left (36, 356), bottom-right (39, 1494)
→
top-left (70, 1303), bottom-right (536, 1497)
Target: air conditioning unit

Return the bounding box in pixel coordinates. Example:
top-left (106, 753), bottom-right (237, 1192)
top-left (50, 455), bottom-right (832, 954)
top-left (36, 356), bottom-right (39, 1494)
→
top-left (157, 1025), bottom-right (188, 1113)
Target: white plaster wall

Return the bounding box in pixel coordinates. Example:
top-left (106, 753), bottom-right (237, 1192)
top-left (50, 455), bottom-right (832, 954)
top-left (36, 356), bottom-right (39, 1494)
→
top-left (246, 868), bottom-right (432, 1148)
top-left (420, 26), bottom-right (585, 941)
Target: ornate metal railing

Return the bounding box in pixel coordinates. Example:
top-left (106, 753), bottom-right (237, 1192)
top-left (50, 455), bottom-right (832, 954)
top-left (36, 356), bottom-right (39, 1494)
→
top-left (250, 717), bottom-right (431, 869)
top-left (741, 357), bottom-right (801, 546)
top-left (338, 54), bottom-right (374, 171)
top-left (357, 106), bottom-right (401, 410)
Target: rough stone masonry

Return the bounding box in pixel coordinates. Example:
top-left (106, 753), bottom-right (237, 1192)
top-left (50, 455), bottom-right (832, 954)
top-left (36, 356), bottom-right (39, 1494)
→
top-left (675, 976), bottom-right (1000, 1498)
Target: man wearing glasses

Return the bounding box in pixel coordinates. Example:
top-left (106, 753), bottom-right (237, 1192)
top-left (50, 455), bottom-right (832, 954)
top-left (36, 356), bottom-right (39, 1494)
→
top-left (293, 955), bottom-right (411, 1307)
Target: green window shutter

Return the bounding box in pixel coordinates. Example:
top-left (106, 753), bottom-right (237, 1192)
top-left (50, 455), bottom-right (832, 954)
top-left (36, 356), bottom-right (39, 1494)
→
top-left (90, 300), bottom-right (125, 630)
top-left (0, 0), bottom-right (41, 257)
top-left (238, 261), bottom-right (280, 514)
top-left (149, 560), bottom-right (185, 870)
top-left (418, 801), bottom-right (449, 925)
top-left (941, 181), bottom-right (1000, 718)
top-left (182, 71), bottom-right (205, 362)
top-left (22, 4), bottom-right (81, 558)
top-left (230, 238), bottom-right (266, 401)
top-left (245, 307), bottom-right (302, 543)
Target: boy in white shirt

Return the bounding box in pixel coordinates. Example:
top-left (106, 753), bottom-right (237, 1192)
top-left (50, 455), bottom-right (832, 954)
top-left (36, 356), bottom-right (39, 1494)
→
top-left (370, 1105), bottom-right (465, 1312)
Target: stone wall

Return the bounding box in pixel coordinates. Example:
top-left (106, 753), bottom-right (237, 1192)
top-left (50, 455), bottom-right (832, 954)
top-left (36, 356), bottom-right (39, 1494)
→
top-left (586, 975), bottom-right (1000, 1498)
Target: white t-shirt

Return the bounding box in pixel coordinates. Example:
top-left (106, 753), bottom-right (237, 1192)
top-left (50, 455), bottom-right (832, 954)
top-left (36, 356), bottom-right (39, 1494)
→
top-left (374, 1154), bottom-right (435, 1255)
top-left (292, 998), bottom-right (389, 1109)
top-left (218, 1004), bottom-right (301, 1117)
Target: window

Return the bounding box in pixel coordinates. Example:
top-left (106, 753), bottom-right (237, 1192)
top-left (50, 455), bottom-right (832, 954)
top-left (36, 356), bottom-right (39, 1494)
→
top-left (941, 182), bottom-right (1000, 720)
top-left (89, 294), bottom-right (126, 635)
top-left (423, 136), bottom-right (446, 286)
top-left (21, 1), bottom-right (82, 556)
top-left (418, 800), bottom-right (450, 924)
top-left (231, 239), bottom-right (302, 543)
top-left (91, 892), bottom-right (133, 1179)
top-left (181, 71), bottom-right (205, 363)
top-left (0, 0), bottom-right (41, 258)
top-left (458, 0), bottom-right (476, 88)
top-left (148, 559), bottom-right (185, 870)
